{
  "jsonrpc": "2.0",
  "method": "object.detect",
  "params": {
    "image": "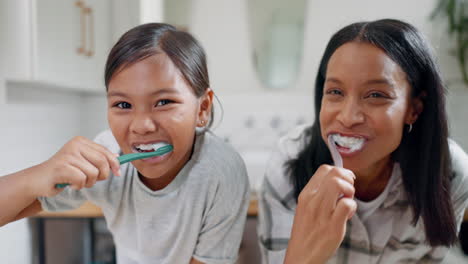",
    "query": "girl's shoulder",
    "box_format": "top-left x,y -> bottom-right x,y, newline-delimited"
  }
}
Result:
191,131 -> 250,194
193,131 -> 248,176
